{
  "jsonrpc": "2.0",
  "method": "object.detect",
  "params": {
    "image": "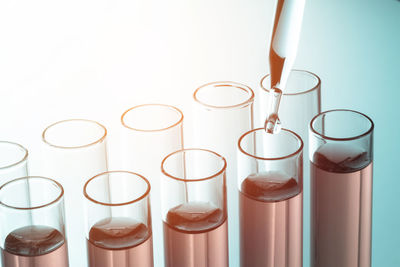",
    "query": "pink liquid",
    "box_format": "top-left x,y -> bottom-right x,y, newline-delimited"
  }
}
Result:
87,217 -> 153,267
311,143 -> 372,267
1,225 -> 69,267
163,202 -> 228,267
240,172 -> 303,267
